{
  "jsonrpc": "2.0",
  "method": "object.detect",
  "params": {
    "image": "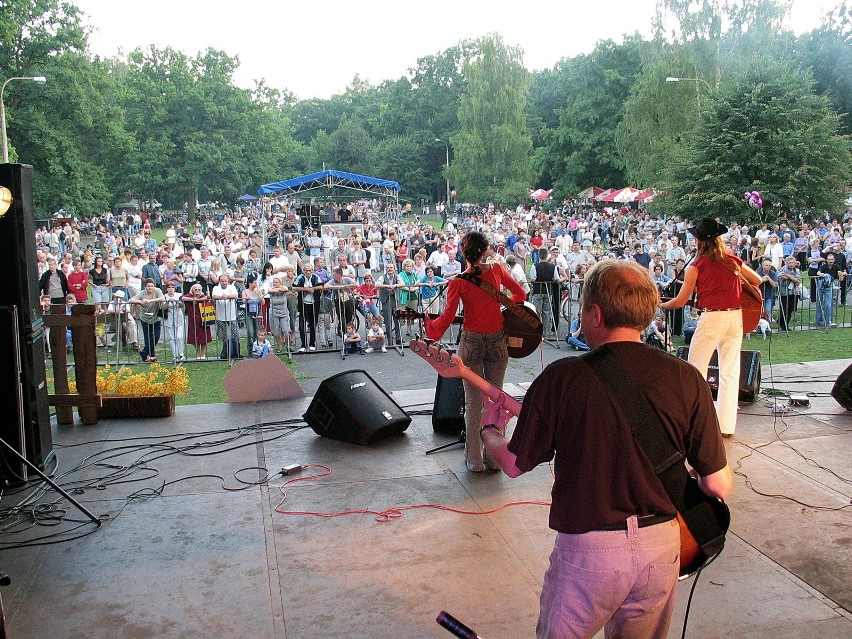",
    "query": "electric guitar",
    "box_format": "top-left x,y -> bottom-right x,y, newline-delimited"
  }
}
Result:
409,338 -> 729,579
